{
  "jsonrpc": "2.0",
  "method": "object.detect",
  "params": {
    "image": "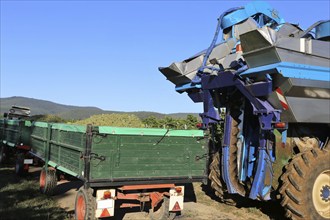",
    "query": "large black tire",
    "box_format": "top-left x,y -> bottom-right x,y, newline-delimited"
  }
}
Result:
75,188 -> 96,220
227,103 -> 246,197
208,104 -> 246,205
149,197 -> 176,220
39,168 -> 57,196
279,148 -> 330,220
15,153 -> 28,176
0,145 -> 6,164
208,151 -> 236,205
